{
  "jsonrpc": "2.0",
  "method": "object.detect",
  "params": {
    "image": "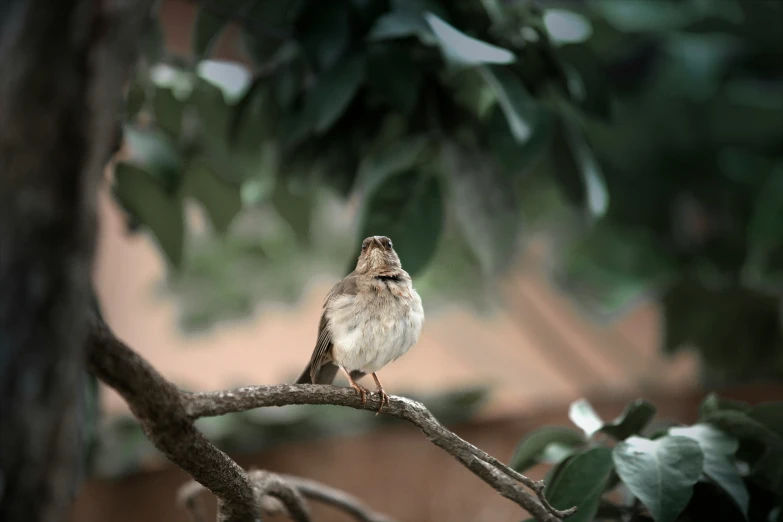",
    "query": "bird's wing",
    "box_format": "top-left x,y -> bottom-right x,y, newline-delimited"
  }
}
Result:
308,274 -> 360,382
